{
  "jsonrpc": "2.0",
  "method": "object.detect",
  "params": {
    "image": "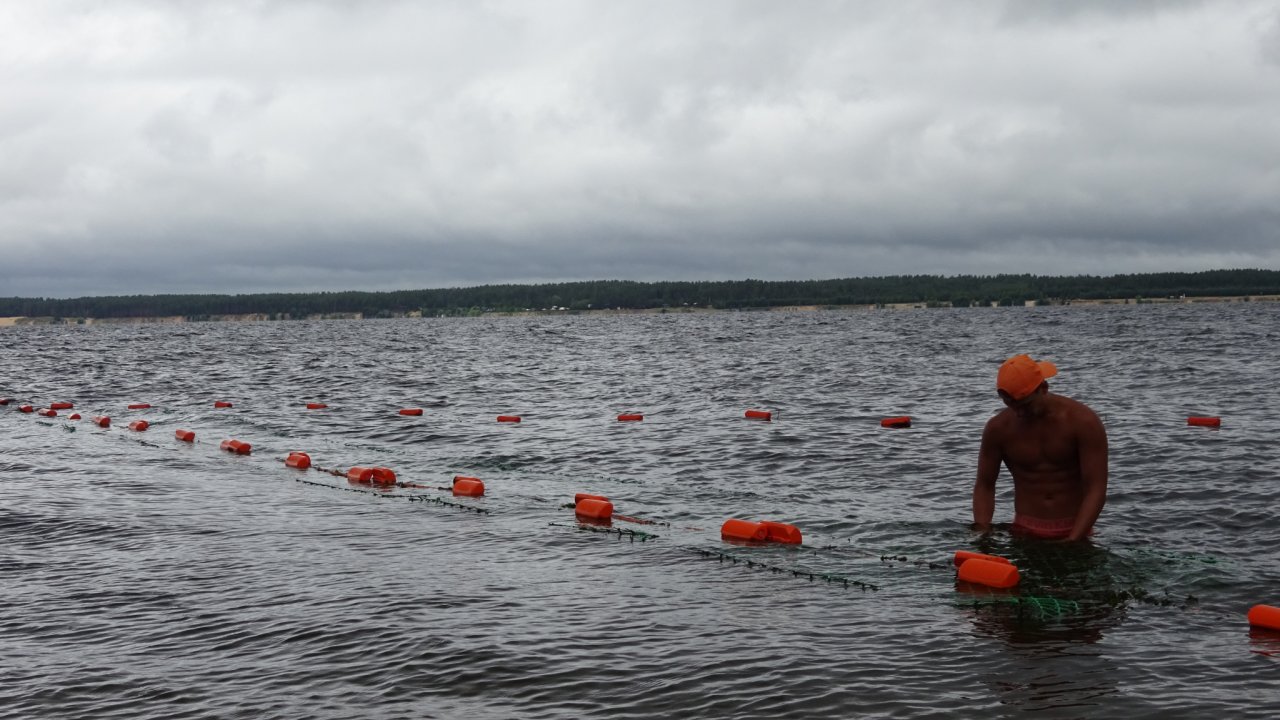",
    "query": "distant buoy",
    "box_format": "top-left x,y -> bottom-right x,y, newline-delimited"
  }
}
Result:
958,558 -> 1020,588
744,409 -> 773,421
721,518 -> 769,543
497,415 -> 522,423
1187,416 -> 1221,428
347,467 -> 374,484
68,413 -> 81,420
50,402 -> 74,410
1248,604 -> 1280,631
18,405 -> 33,413
617,413 -> 644,422
0,398 -> 11,405
452,475 -> 485,497
285,452 -> 311,469
128,403 -> 151,410
953,550 -> 1012,569
91,416 -> 110,428
398,408 -> 423,416
37,408 -> 57,417
214,401 -> 233,408
306,403 -> 328,410
760,520 -> 803,544
174,429 -> 196,442
881,416 -> 911,428
575,497 -> 613,521
219,439 -> 251,455
129,420 -> 149,432
370,467 -> 397,486
575,493 -> 610,504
